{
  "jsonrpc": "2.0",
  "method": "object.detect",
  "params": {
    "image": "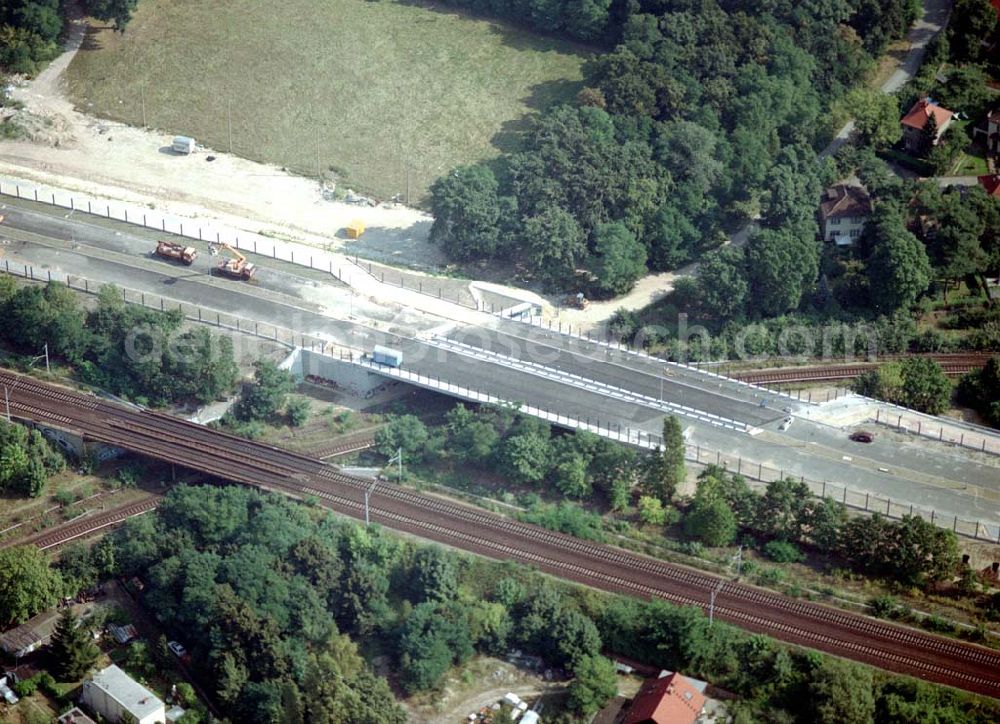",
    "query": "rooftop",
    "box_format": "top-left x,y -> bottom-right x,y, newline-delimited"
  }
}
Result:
819,184 -> 872,219
84,664 -> 164,721
979,175 -> 1000,198
901,98 -> 954,130
623,672 -> 706,724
